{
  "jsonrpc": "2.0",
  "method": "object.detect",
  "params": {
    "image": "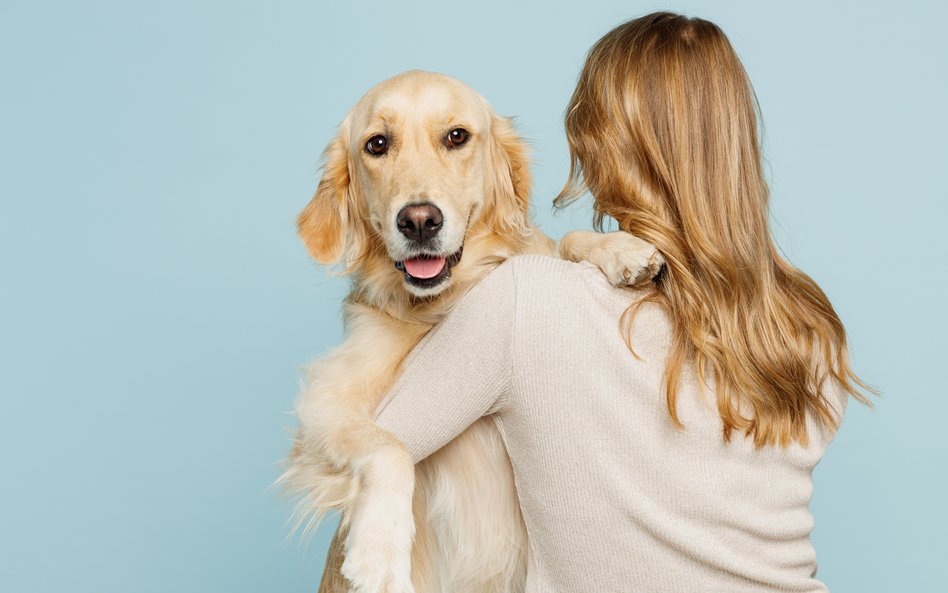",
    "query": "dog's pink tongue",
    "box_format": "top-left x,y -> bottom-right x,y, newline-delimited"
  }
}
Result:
404,256 -> 446,279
